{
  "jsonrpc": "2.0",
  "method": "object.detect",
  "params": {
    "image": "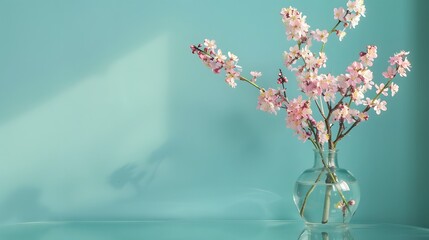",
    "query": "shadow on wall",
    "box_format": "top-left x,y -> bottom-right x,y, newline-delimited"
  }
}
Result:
109,141 -> 173,191
0,32 -> 171,222
0,187 -> 51,223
